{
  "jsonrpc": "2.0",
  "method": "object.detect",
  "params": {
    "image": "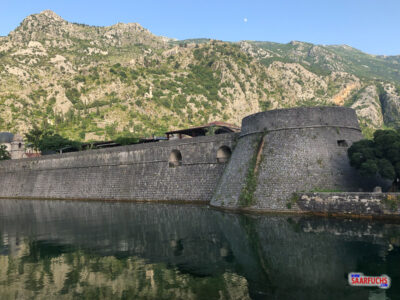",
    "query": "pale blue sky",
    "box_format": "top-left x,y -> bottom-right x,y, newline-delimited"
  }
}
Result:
0,0 -> 399,55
